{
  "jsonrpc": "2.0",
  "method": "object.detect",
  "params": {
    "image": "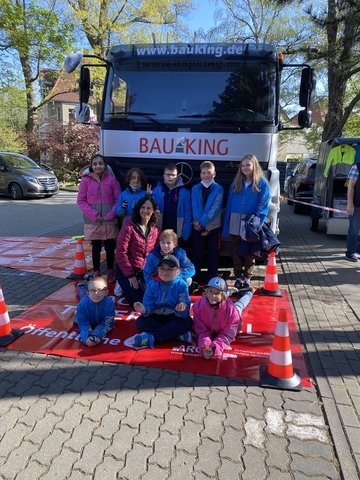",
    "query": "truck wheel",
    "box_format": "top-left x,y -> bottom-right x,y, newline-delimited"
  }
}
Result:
10,183 -> 24,200
310,217 -> 319,231
293,201 -> 301,214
